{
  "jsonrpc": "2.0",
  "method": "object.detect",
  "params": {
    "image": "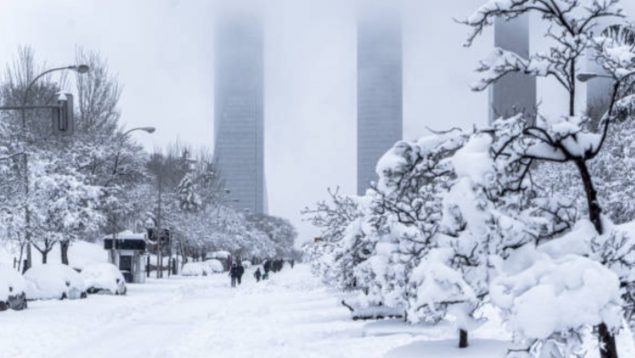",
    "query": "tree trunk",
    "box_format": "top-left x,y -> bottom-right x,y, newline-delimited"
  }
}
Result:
599,323 -> 619,358
575,159 -> 603,234
459,329 -> 469,348
574,160 -> 618,358
60,240 -> 70,265
42,250 -> 48,264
